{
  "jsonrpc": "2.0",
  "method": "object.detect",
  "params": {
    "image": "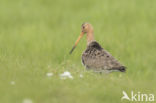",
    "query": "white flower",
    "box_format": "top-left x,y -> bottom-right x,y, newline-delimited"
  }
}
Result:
10,81 -> 15,85
80,74 -> 83,78
46,72 -> 53,77
22,99 -> 33,103
60,71 -> 73,79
